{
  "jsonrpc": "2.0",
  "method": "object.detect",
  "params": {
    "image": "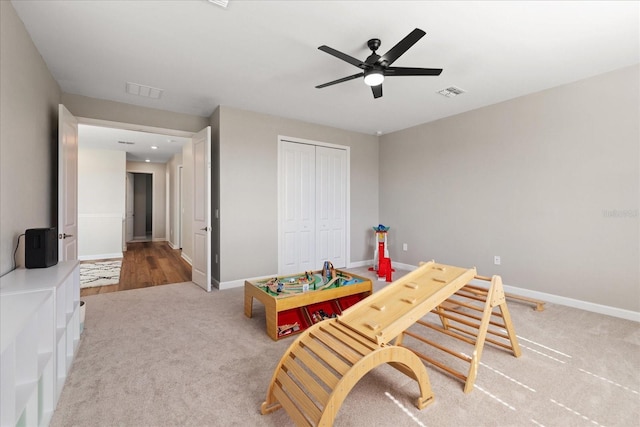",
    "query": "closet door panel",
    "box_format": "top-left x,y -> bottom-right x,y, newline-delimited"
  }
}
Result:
316,146 -> 347,268
280,142 -> 316,274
